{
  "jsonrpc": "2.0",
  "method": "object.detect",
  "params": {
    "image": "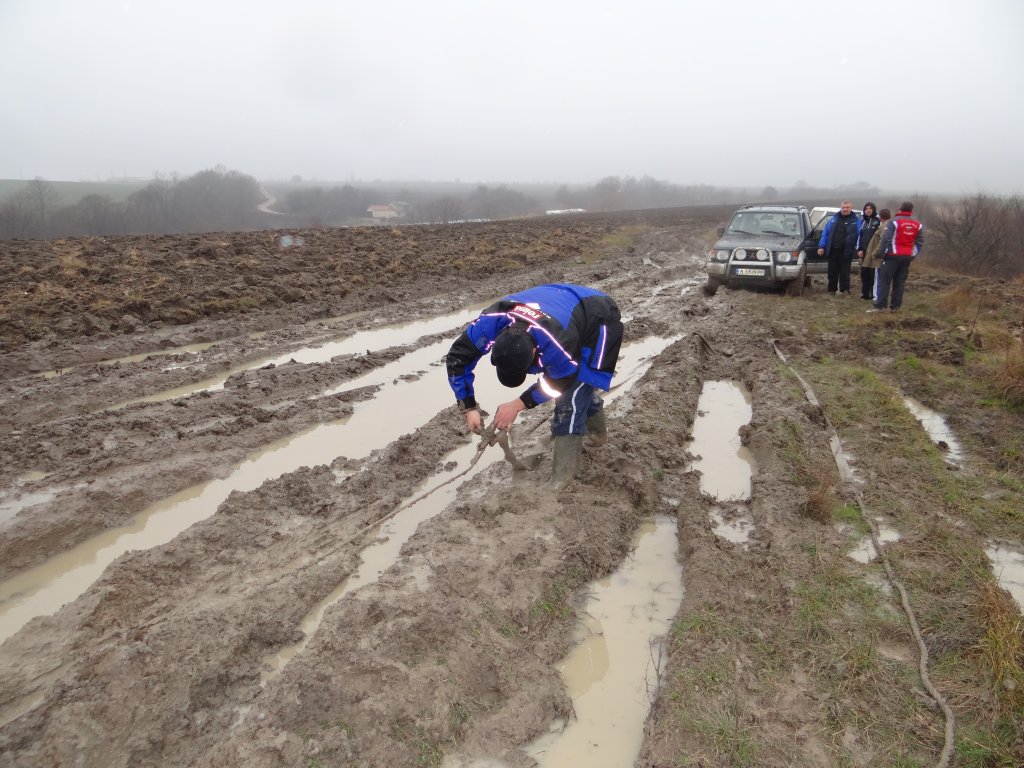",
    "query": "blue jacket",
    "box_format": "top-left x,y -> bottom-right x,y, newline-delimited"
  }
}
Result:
818,212 -> 863,259
446,284 -> 622,410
